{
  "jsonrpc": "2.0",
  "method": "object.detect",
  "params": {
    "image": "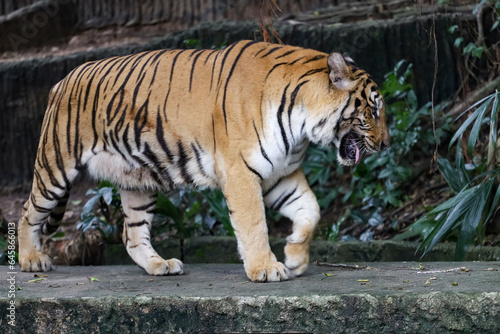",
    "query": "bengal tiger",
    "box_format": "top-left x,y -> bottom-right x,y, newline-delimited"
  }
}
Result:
18,40 -> 389,282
